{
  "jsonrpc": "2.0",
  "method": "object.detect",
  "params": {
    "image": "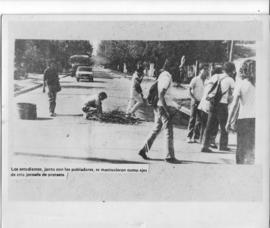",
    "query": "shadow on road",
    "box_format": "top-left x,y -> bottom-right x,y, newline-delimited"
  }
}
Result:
14,152 -> 148,164
202,150 -> 236,154
56,114 -> 83,117
36,117 -> 53,120
61,85 -> 105,89
180,160 -> 219,164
